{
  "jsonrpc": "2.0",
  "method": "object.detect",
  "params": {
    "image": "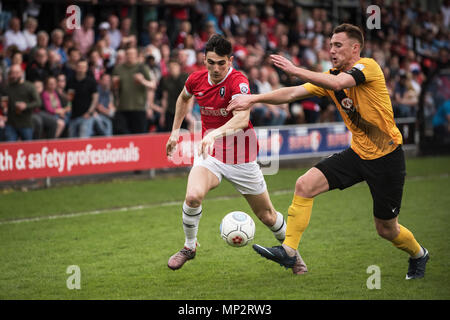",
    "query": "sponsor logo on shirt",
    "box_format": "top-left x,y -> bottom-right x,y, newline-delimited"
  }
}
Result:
200,106 -> 229,117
